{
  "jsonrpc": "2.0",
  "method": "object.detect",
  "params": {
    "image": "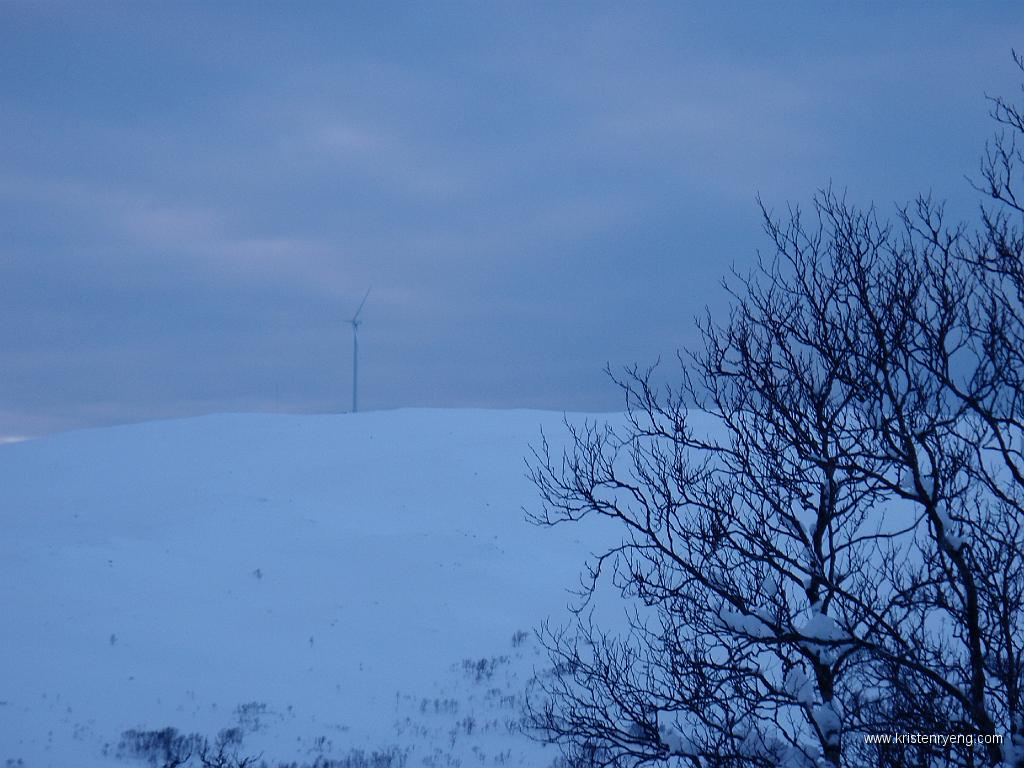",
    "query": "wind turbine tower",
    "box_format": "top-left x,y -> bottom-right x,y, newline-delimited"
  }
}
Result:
349,288 -> 371,413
